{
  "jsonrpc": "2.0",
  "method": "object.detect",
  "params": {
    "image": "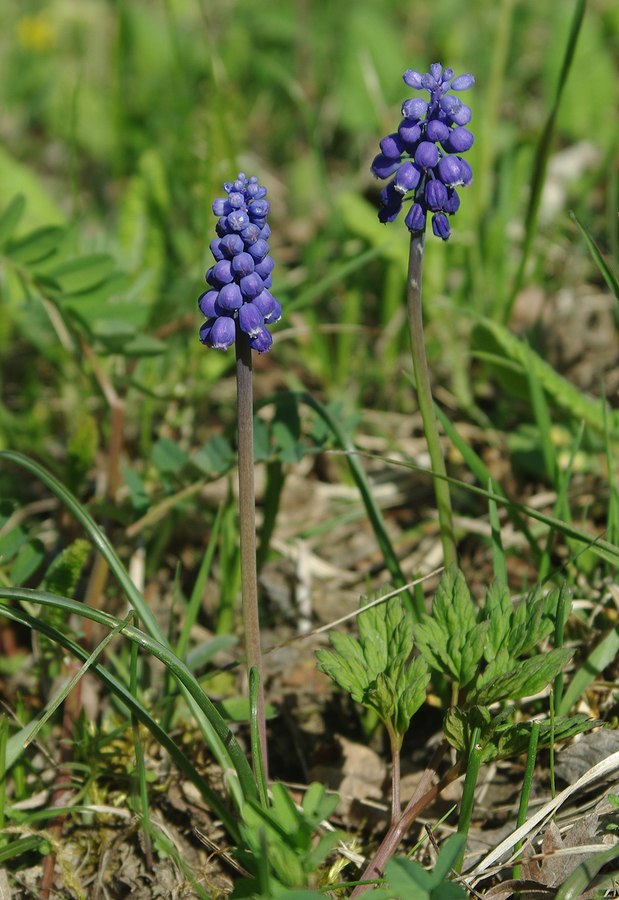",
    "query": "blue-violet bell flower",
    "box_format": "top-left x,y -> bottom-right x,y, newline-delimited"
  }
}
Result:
198,173 -> 281,351
371,63 -> 474,240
